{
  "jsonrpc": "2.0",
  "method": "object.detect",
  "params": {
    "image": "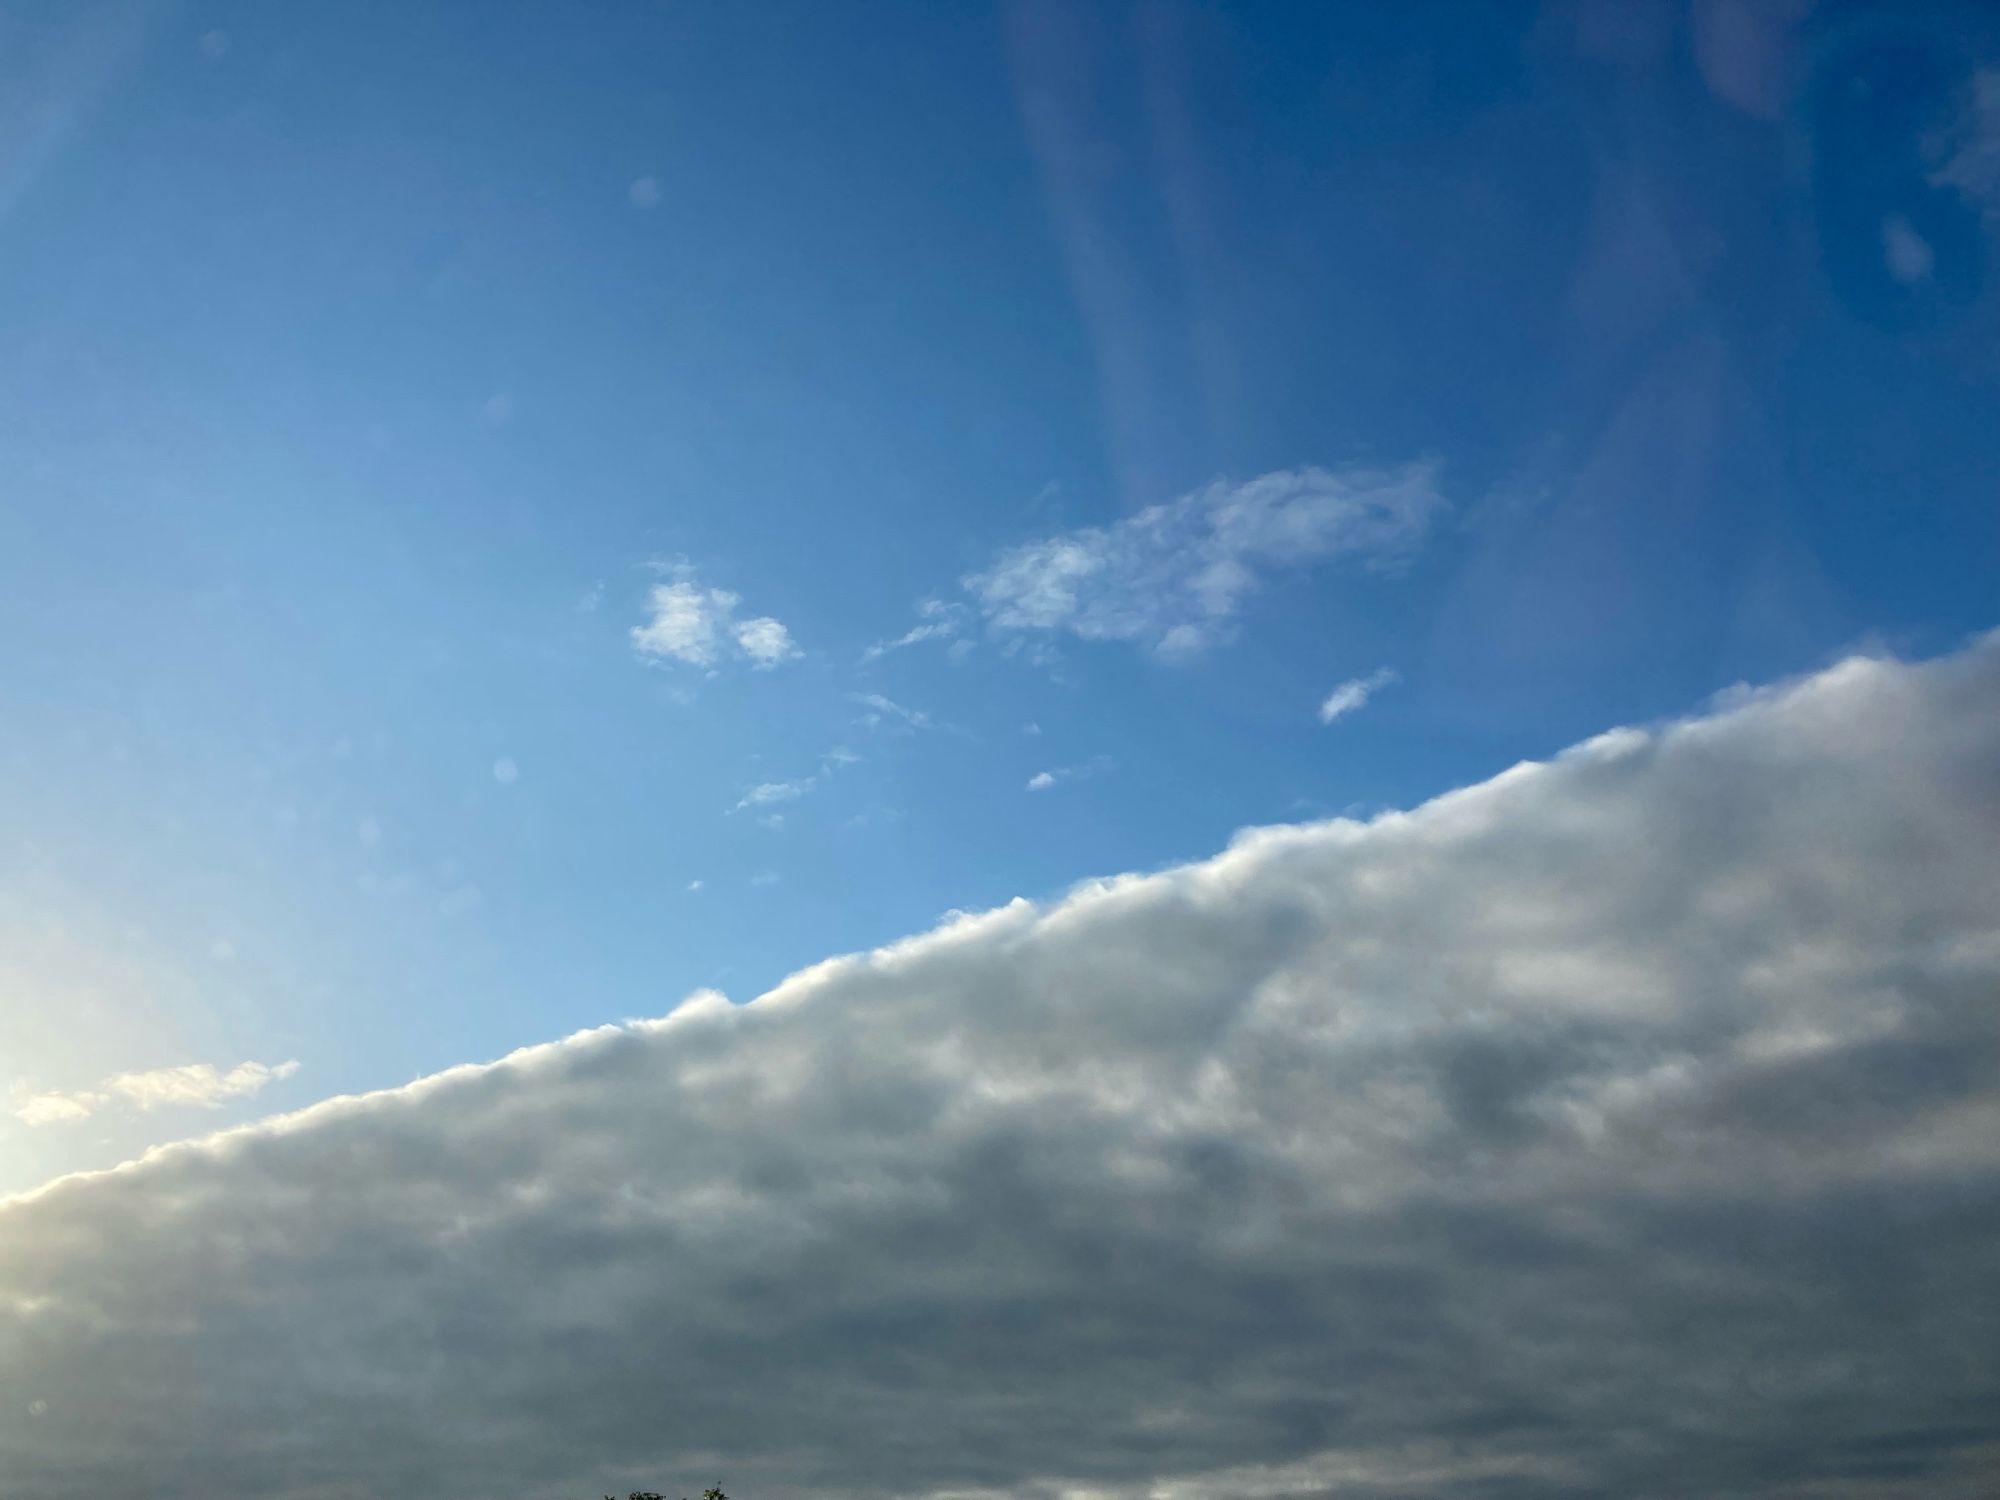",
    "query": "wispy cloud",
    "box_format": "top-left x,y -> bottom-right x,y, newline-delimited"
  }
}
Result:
13,1058 -> 300,1127
630,564 -> 799,671
851,692 -> 936,733
965,463 -> 1443,658
728,748 -> 861,818
860,599 -> 969,663
733,780 -> 813,813
1318,666 -> 1398,724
